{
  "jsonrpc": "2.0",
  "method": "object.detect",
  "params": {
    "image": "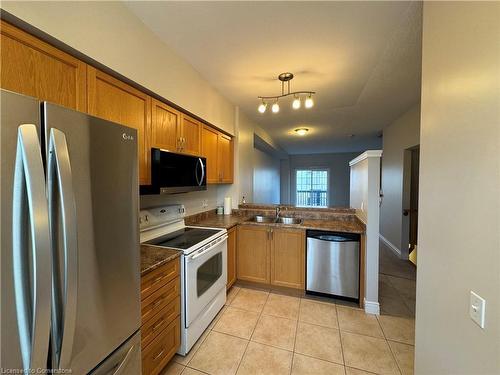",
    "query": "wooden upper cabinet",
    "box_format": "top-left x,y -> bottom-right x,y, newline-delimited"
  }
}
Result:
179,114 -> 201,155
201,126 -> 234,185
237,225 -> 270,284
217,134 -> 233,183
270,228 -> 305,289
87,66 -> 152,185
0,21 -> 86,111
151,99 -> 180,152
201,125 -> 219,184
